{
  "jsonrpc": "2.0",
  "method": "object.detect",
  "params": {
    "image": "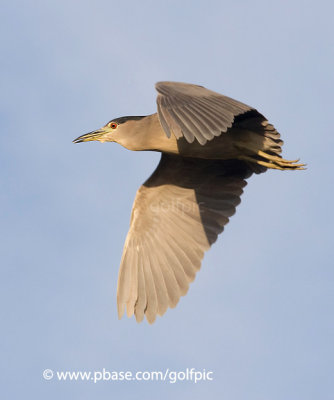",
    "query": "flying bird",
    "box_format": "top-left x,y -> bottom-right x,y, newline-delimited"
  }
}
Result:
73,81 -> 304,324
